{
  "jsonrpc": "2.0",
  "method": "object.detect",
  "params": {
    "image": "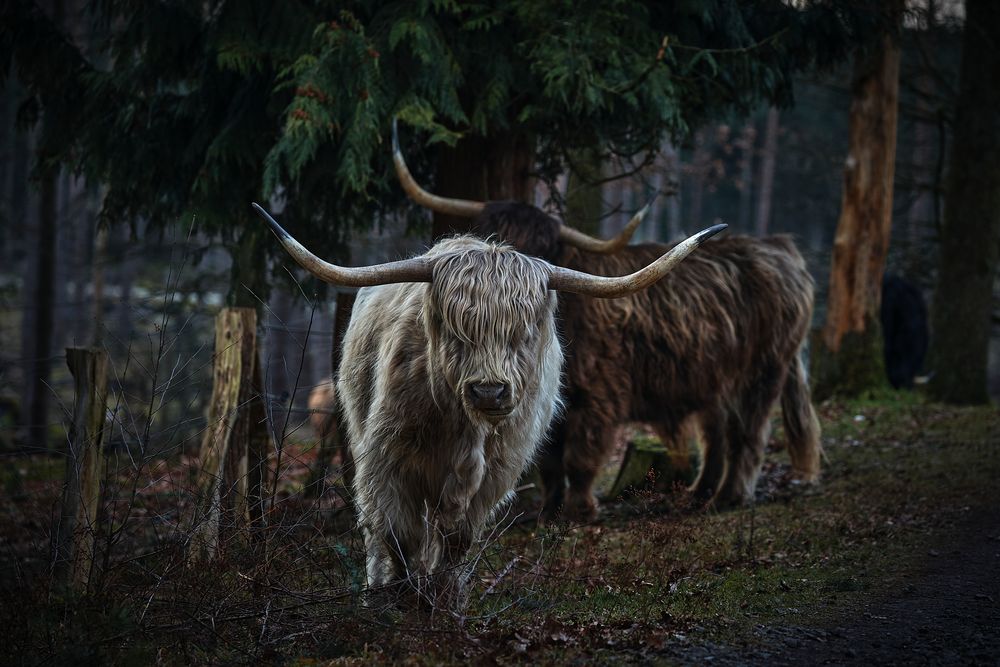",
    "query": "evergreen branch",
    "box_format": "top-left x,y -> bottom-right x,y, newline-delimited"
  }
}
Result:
668,27 -> 790,56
